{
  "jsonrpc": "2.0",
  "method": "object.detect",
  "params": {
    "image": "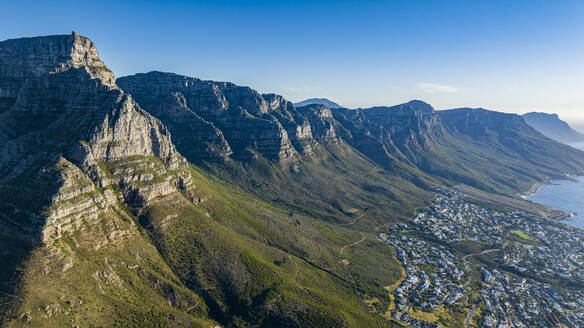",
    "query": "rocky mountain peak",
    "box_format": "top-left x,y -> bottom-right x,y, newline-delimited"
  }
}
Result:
0,33 -> 187,249
118,72 -> 309,162
0,31 -> 115,87
402,100 -> 435,113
